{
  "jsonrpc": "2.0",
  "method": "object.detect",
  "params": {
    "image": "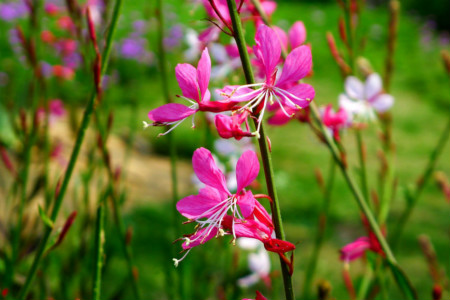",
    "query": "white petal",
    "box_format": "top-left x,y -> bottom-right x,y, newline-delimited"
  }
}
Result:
339,94 -> 366,115
248,250 -> 271,275
365,73 -> 382,100
345,76 -> 364,99
237,237 -> 262,250
371,94 -> 394,112
209,43 -> 228,64
237,273 -> 260,288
